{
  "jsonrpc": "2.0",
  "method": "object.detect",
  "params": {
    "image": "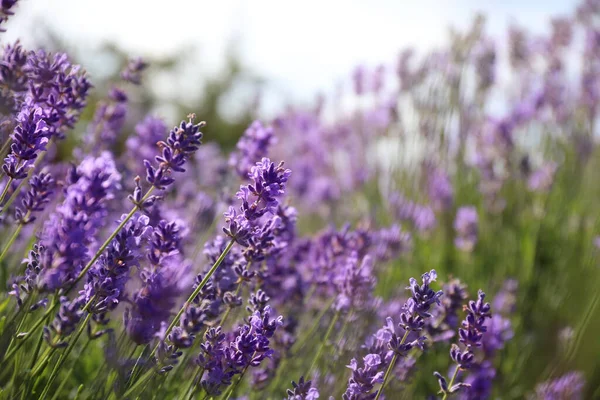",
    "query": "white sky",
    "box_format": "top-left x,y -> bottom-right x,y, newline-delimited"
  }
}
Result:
3,0 -> 575,115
